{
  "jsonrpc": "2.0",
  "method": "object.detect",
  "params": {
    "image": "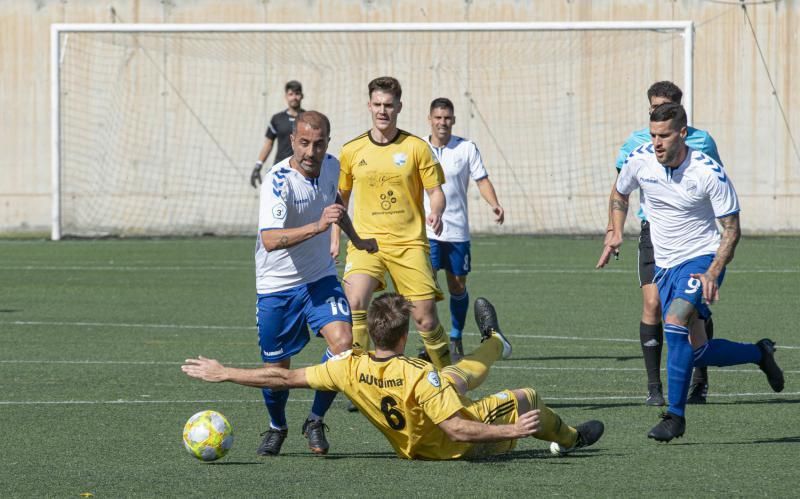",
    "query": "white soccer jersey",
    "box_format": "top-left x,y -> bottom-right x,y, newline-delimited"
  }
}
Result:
616,145 -> 740,269
423,135 -> 489,242
255,155 -> 339,294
